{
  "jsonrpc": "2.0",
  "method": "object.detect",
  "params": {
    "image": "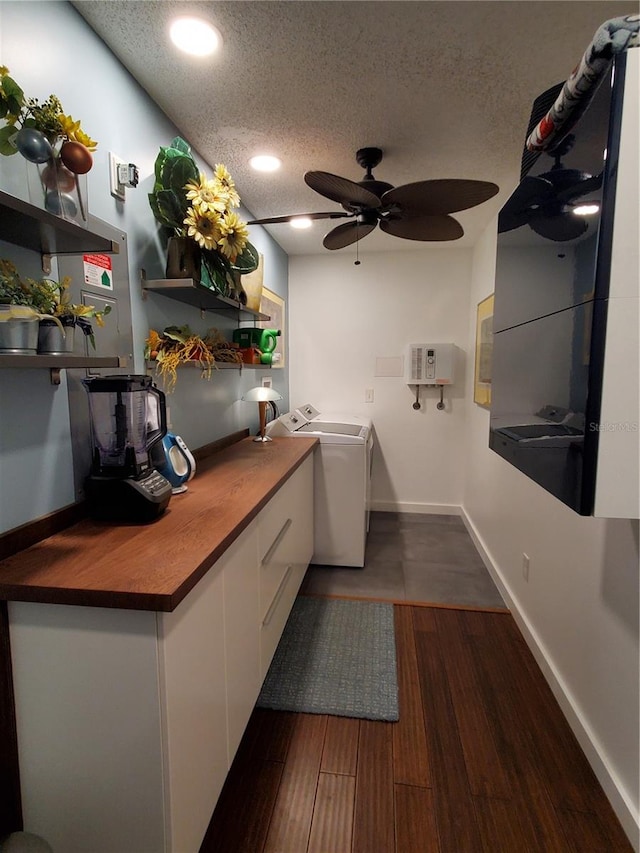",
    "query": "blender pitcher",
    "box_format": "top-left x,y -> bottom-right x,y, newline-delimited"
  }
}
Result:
82,375 -> 172,522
